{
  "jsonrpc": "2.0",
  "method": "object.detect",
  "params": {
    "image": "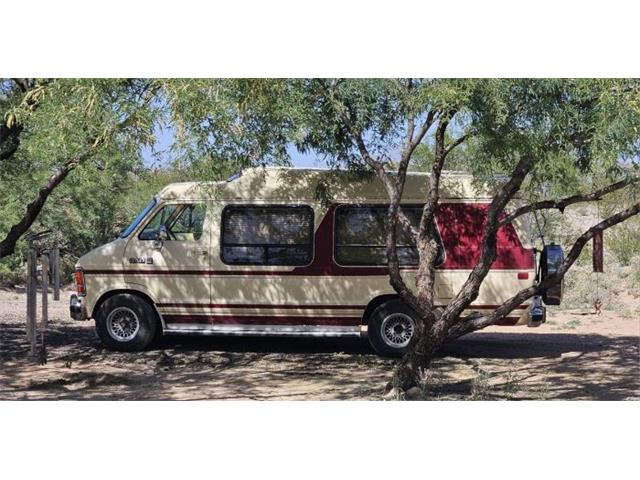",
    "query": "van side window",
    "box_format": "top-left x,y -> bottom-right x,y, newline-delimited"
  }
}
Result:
334,205 -> 445,266
139,204 -> 207,241
221,205 -> 313,266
